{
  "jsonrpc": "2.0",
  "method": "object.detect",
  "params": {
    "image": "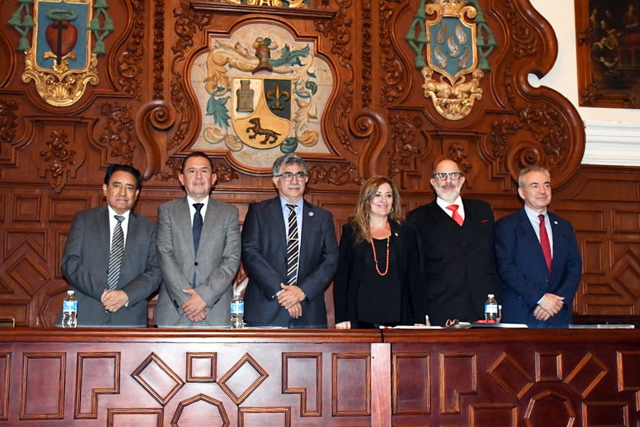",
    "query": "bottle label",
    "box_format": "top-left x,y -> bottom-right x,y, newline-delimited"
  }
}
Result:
231,301 -> 244,314
485,304 -> 498,314
63,300 -> 78,311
